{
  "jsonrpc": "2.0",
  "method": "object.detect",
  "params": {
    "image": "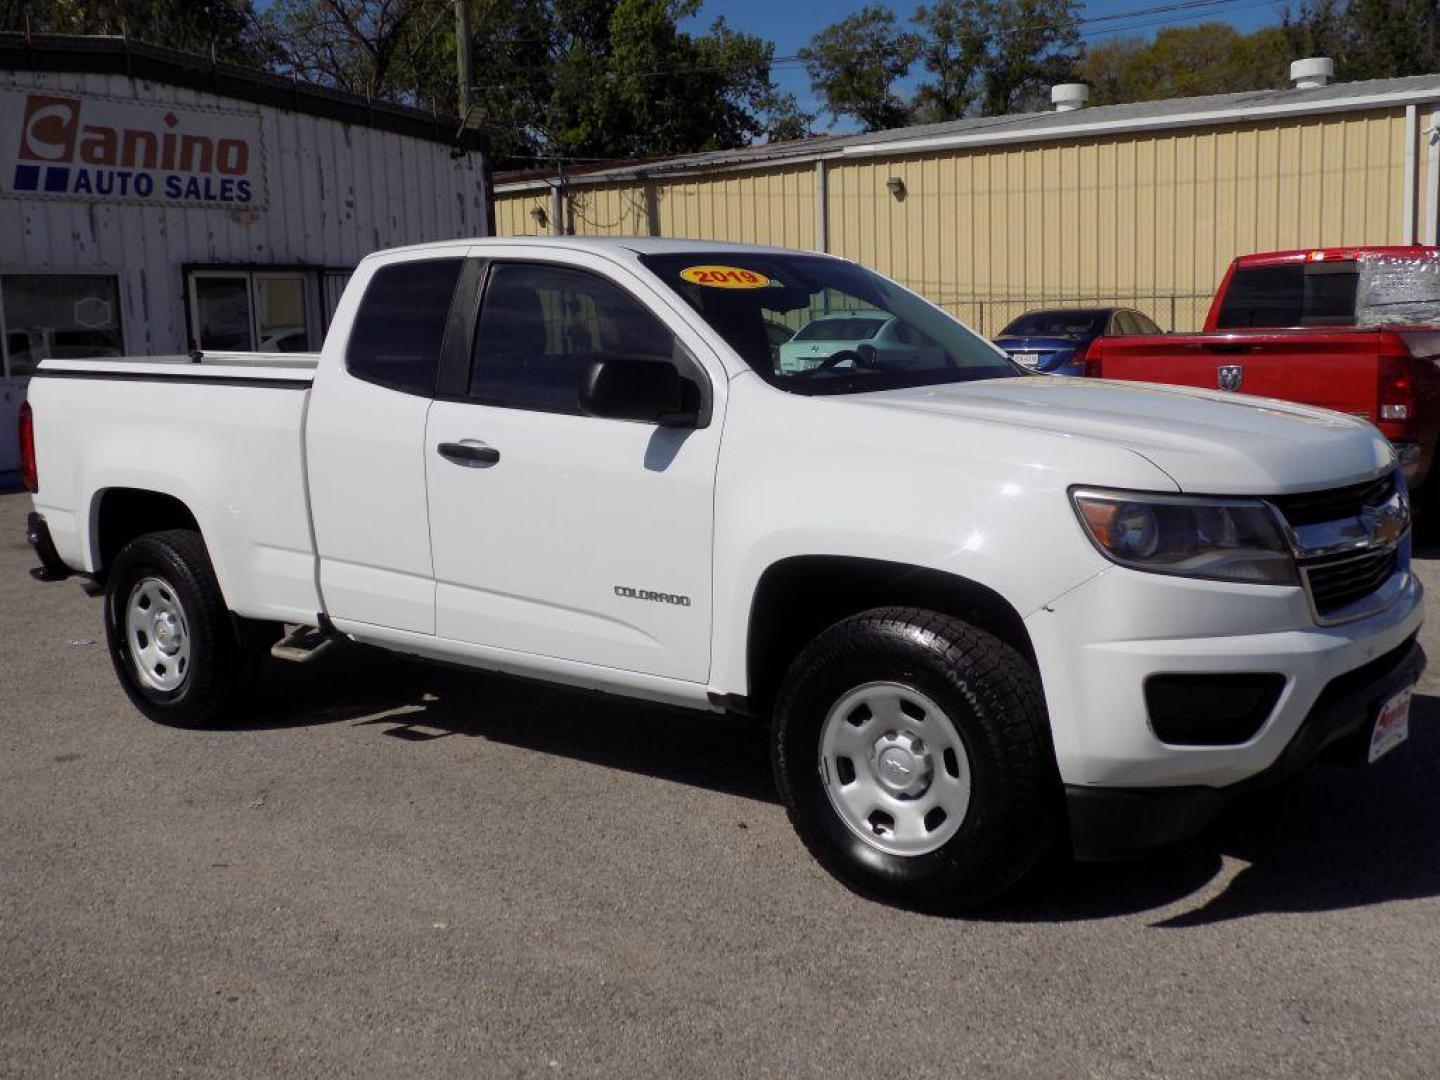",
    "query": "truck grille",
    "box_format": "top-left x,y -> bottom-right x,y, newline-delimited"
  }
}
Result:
1302,548 -> 1400,616
1268,469 -> 1406,622
1271,472 -> 1396,528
